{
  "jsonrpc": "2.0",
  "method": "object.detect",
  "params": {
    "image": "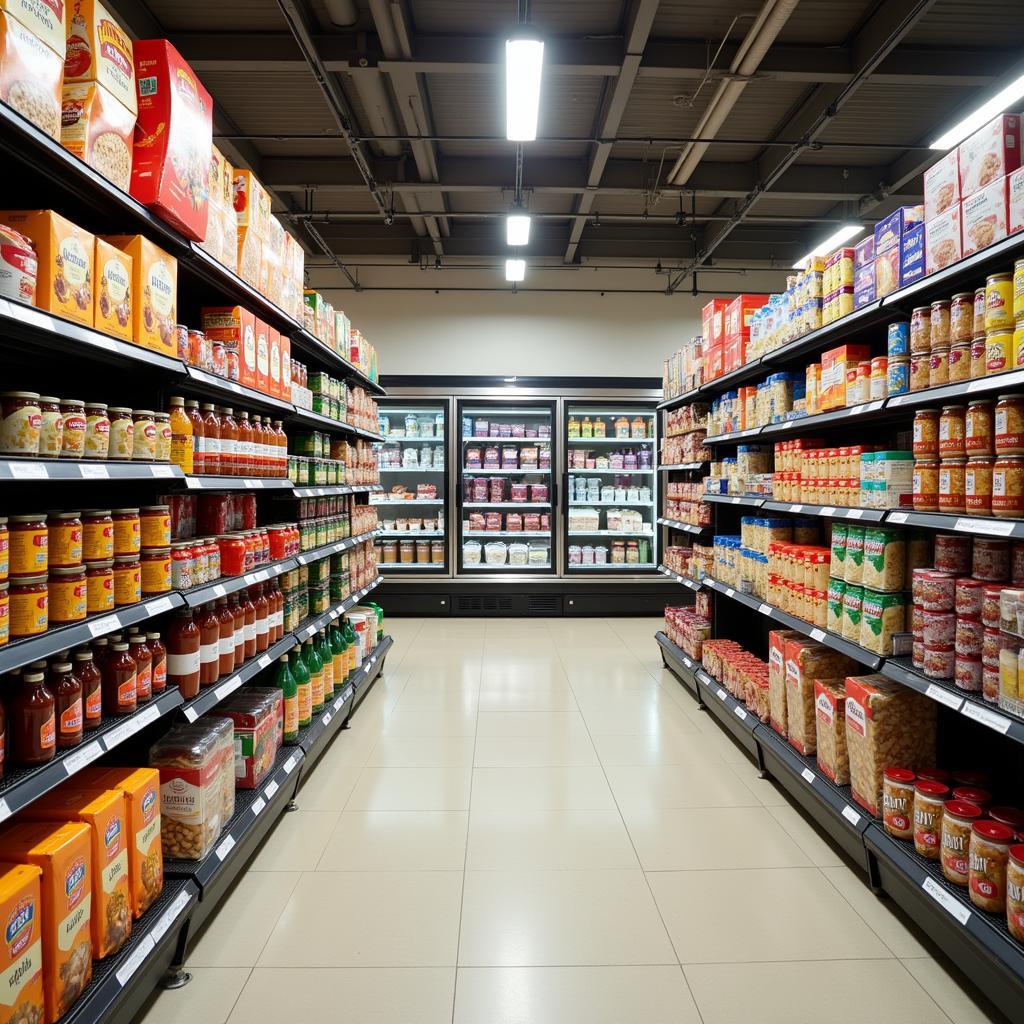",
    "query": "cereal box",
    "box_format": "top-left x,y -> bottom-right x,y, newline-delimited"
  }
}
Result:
0,0 -> 64,56
924,148 -> 960,222
0,822 -> 92,1024
232,168 -> 271,236
255,317 -> 269,393
854,261 -> 875,308
130,38 -> 212,241
724,293 -> 768,341
237,225 -> 261,287
202,305 -> 257,388
820,344 -> 869,410
0,209 -> 94,326
64,0 -> 134,113
962,175 -> 1009,257
701,298 -> 728,346
20,788 -> 132,959
854,234 -> 874,270
925,204 -> 962,275
0,862 -> 45,1024
874,205 -> 923,257
268,326 -> 282,399
76,767 -> 162,919
900,222 -> 925,286
1010,165 -> 1024,236
0,12 -> 63,140
60,80 -> 135,190
93,235 -> 131,340
103,233 -> 176,354
957,113 -> 1021,200
280,333 -> 291,399
874,248 -> 900,299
